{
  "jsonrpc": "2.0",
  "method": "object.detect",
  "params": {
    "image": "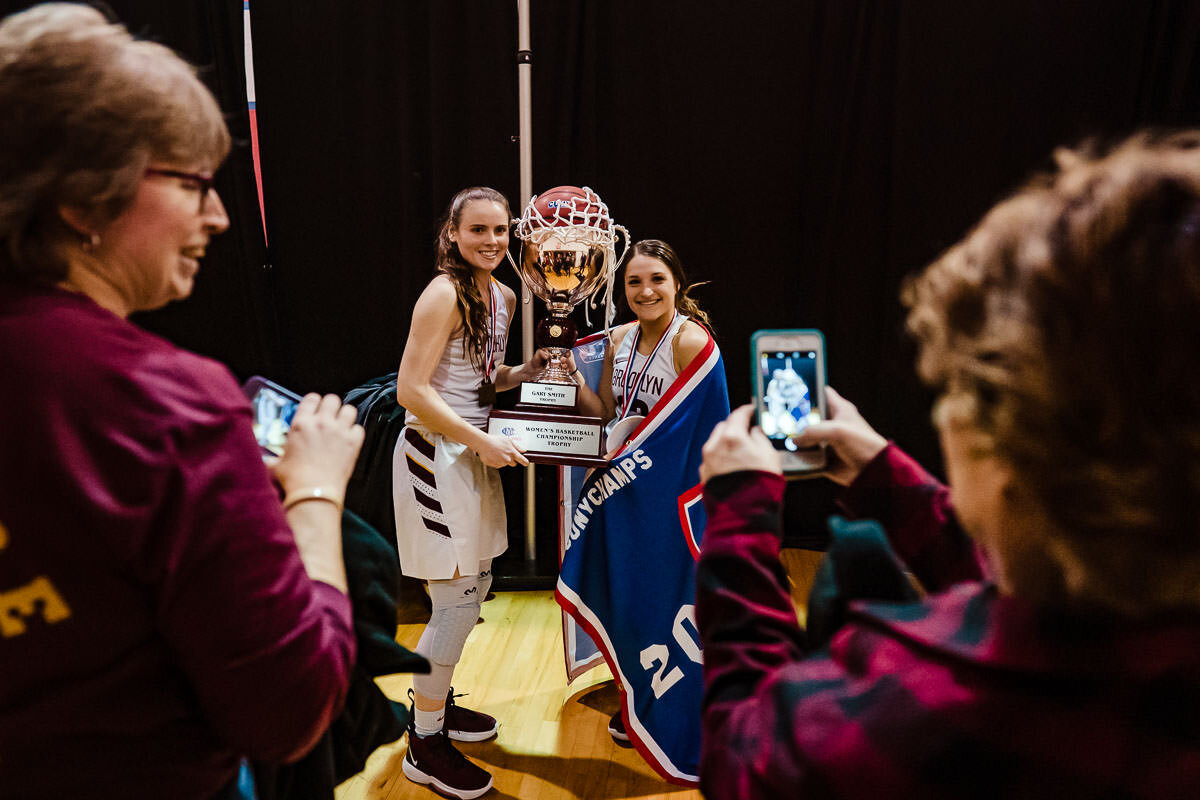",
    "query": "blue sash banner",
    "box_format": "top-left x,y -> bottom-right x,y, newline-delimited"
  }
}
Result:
557,329 -> 729,786
558,333 -> 608,681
